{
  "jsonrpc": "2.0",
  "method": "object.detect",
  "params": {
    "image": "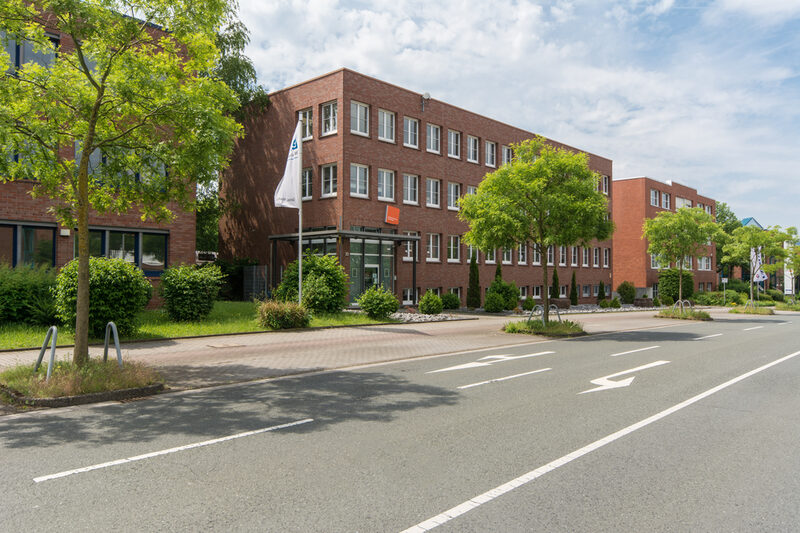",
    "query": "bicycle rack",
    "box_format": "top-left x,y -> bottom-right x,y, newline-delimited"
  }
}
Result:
526,304 -> 562,324
103,322 -> 123,368
34,326 -> 58,381
743,299 -> 754,311
671,299 -> 693,313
